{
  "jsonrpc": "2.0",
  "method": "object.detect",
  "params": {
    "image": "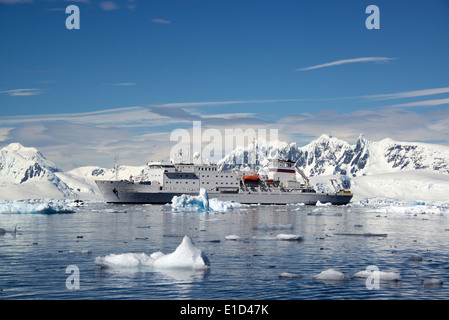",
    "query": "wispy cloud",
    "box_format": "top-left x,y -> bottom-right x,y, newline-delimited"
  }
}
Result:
0,0 -> 32,4
148,98 -> 315,109
296,57 -> 396,71
65,0 -> 90,3
278,107 -> 449,146
0,88 -> 43,96
390,97 -> 449,108
152,18 -> 171,24
112,82 -> 136,86
366,86 -> 449,100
